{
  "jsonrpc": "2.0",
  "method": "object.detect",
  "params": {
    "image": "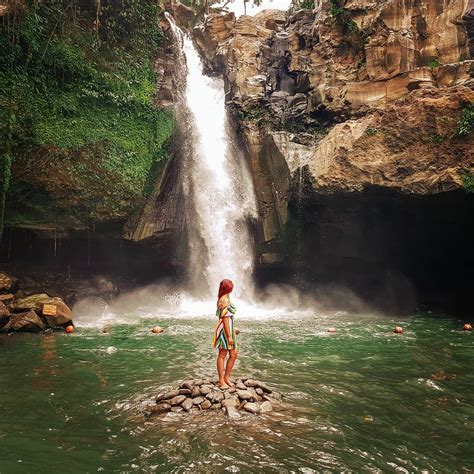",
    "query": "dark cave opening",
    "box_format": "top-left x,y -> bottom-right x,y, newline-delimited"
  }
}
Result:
271,187 -> 474,315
